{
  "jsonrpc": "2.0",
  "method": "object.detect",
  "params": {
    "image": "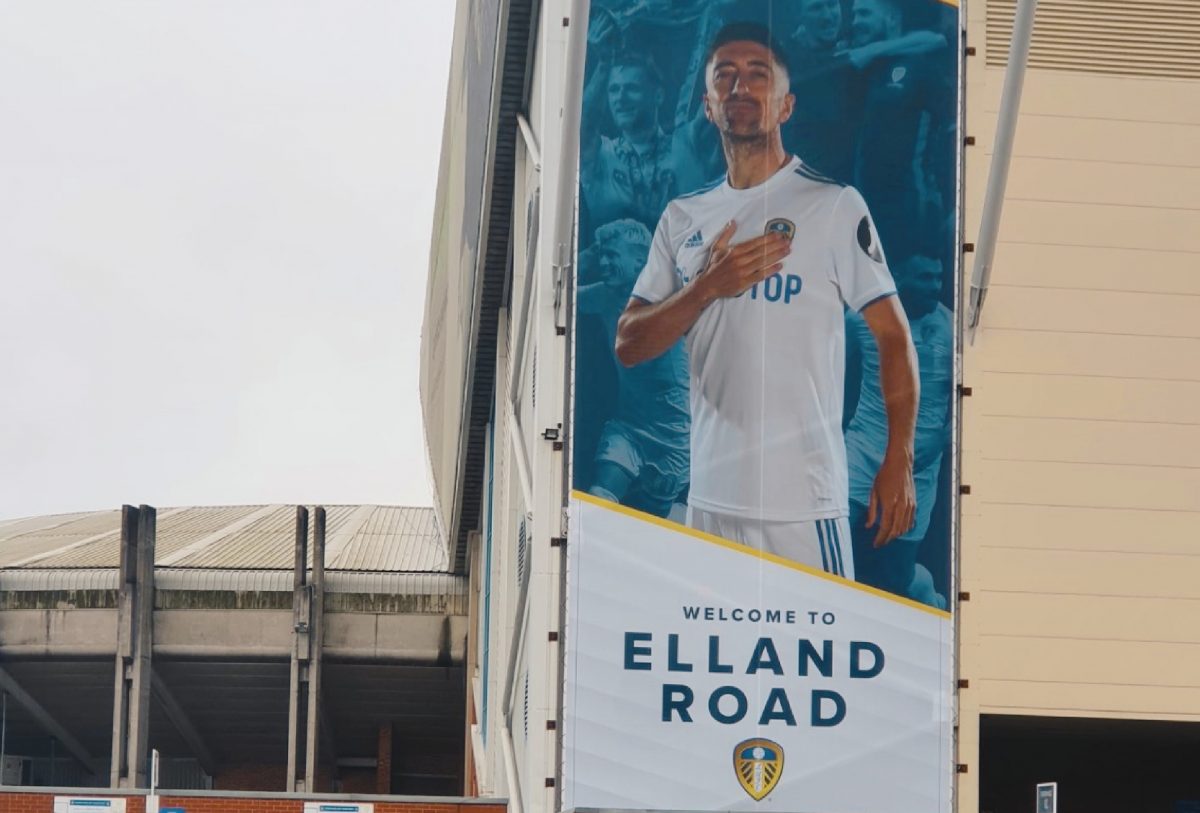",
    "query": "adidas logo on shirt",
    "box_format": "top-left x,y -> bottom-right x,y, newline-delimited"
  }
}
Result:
684,230 -> 704,248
